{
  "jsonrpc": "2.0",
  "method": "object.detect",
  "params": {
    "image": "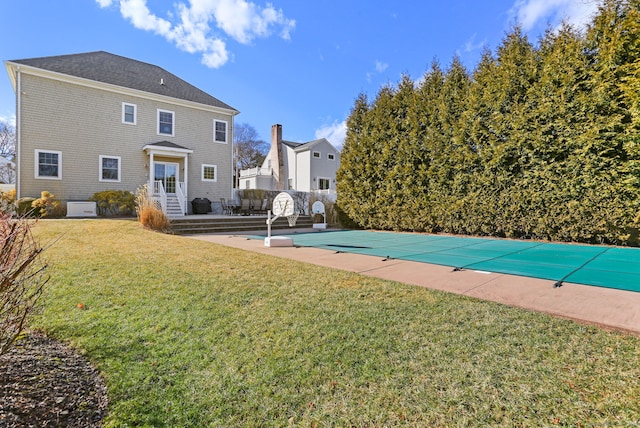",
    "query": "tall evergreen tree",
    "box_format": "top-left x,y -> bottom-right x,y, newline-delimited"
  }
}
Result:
336,93 -> 373,227
336,0 -> 640,244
